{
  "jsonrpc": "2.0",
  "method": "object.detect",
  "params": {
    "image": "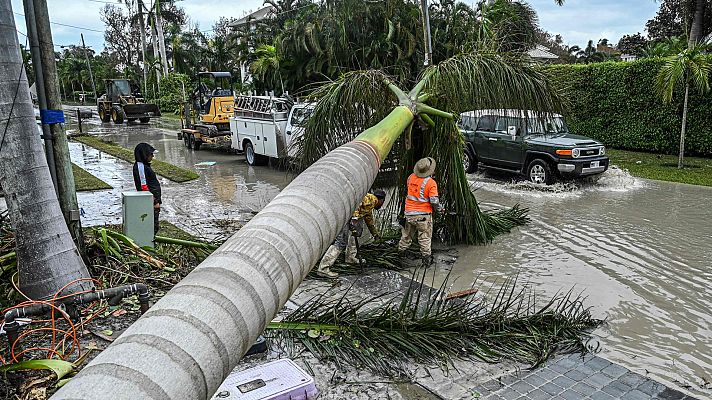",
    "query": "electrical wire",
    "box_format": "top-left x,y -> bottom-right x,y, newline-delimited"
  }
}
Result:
2,277 -> 106,364
12,12 -> 104,33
